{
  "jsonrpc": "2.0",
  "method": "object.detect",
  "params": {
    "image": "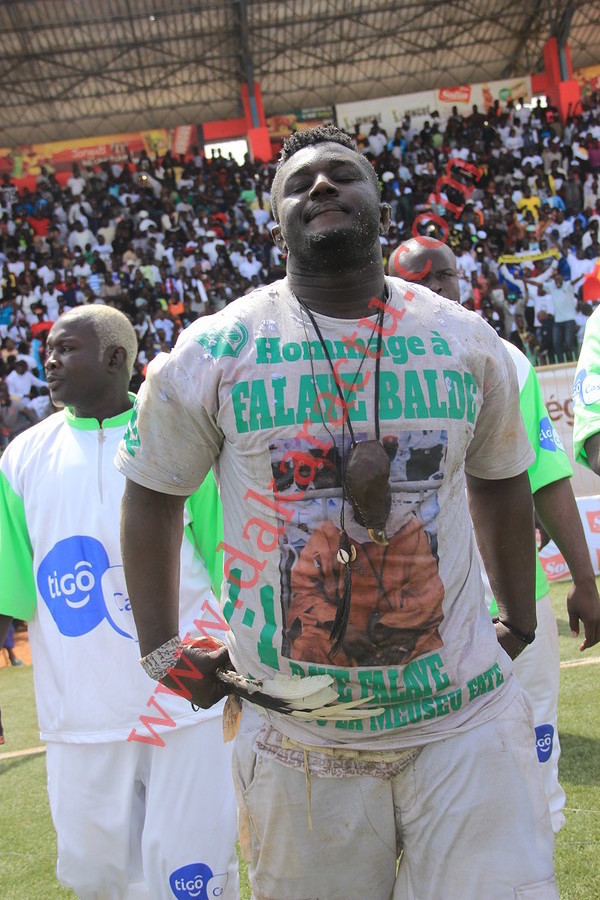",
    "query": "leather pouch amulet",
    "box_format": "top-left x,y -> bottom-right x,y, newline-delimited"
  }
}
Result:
343,440 -> 391,545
